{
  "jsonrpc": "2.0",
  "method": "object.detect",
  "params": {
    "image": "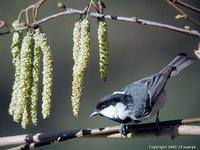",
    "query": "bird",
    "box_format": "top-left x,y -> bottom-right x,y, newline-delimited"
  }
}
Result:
90,53 -> 194,135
